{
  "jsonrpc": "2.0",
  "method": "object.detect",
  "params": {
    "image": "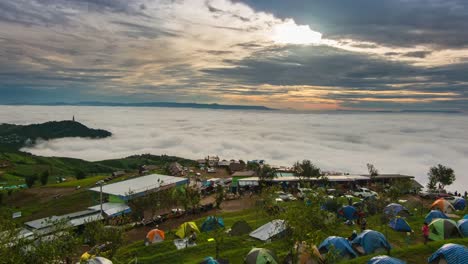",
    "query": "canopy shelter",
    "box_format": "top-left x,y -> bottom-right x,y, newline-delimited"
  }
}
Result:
383,203 -> 410,217
145,229 -> 165,245
367,255 -> 405,264
249,219 -> 287,241
318,236 -> 357,258
425,210 -> 449,224
389,218 -> 412,232
337,206 -> 358,221
87,257 -> 113,264
431,199 -> 455,213
175,222 -> 200,239
457,219 -> 468,237
229,220 -> 252,236
428,219 -> 462,241
245,248 -> 279,264
428,243 -> 468,264
201,216 -> 224,232
351,230 -> 391,255
451,197 -> 466,210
